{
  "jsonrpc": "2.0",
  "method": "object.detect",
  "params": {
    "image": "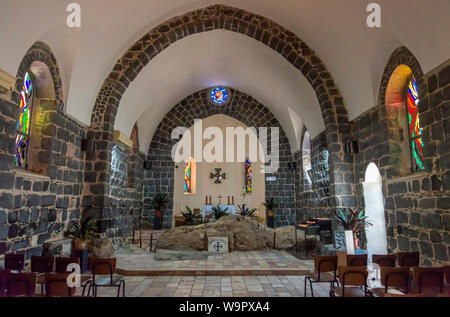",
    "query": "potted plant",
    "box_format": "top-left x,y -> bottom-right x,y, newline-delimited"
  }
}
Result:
237,204 -> 257,217
210,205 -> 228,220
64,216 -> 98,273
151,192 -> 168,230
263,198 -> 278,228
181,206 -> 202,225
331,208 -> 372,250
